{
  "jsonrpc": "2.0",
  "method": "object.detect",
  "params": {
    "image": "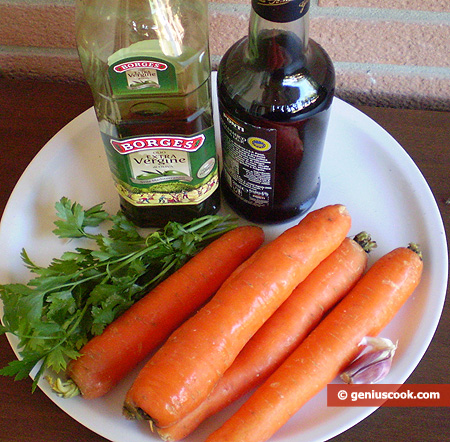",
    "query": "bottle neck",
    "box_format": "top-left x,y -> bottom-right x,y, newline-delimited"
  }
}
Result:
248,0 -> 310,63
